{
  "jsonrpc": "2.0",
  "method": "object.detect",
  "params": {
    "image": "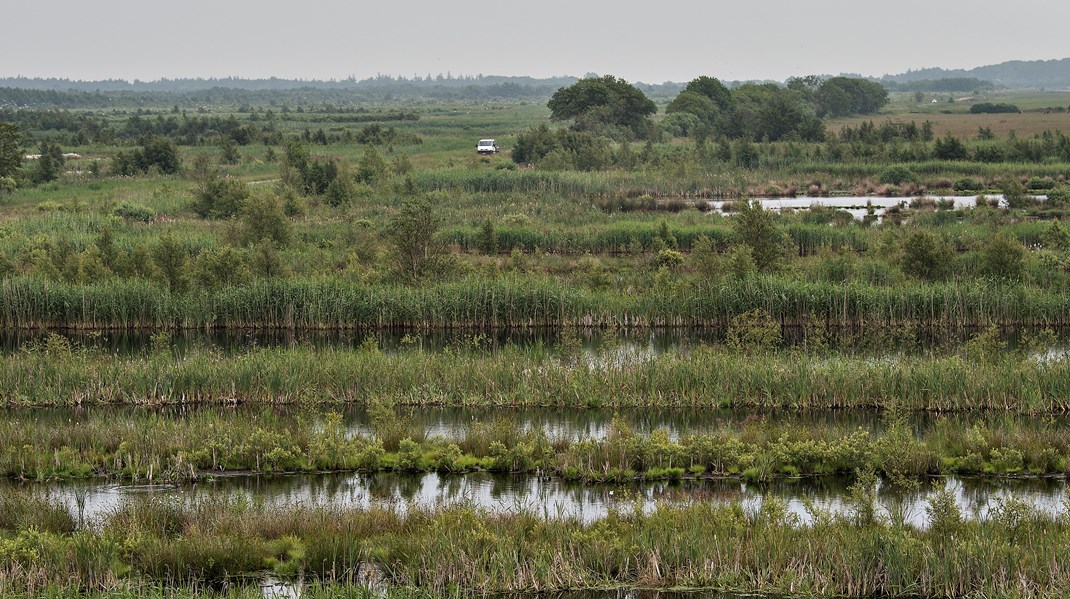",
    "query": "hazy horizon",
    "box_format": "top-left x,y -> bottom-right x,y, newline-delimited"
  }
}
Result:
5,0 -> 1069,84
